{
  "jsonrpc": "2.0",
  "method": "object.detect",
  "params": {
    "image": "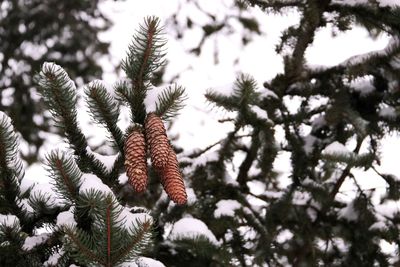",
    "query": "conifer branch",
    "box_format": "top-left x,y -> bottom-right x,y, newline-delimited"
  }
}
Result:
155,84 -> 187,120
0,112 -> 24,215
64,227 -> 104,265
37,63 -> 109,182
122,17 -> 167,124
284,1 -> 326,80
0,112 -> 24,181
85,81 -> 124,152
113,219 -> 152,263
329,138 -> 364,200
46,150 -> 82,204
